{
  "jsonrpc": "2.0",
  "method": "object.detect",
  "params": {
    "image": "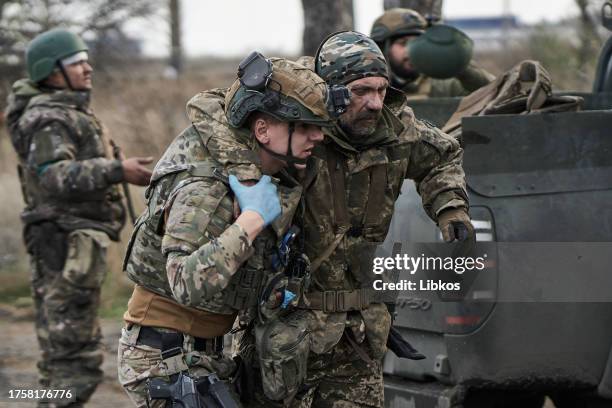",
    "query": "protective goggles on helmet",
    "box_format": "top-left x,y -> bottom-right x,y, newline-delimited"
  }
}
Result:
238,51 -> 351,119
